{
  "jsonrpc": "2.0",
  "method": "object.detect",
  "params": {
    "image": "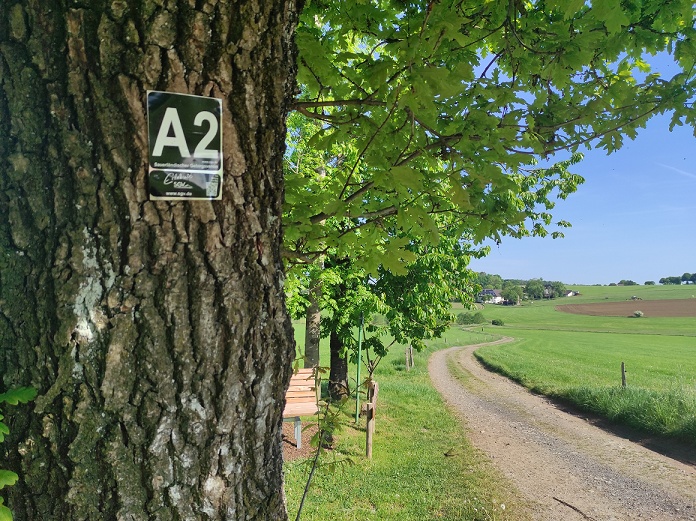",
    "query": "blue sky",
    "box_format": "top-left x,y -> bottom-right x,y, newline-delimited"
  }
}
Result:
469,110 -> 696,286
